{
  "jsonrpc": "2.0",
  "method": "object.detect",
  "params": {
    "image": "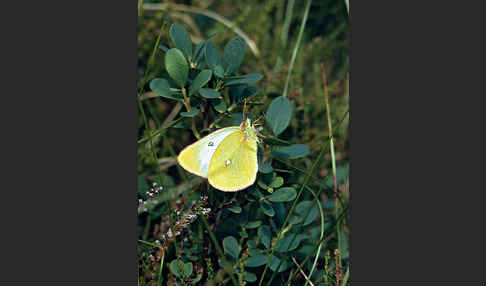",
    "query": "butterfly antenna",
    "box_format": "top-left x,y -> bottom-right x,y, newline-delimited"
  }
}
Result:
243,99 -> 248,122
